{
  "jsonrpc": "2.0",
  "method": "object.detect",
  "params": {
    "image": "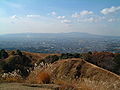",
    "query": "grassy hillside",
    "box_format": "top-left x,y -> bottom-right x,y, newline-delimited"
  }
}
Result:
28,58 -> 120,90
0,49 -> 120,90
